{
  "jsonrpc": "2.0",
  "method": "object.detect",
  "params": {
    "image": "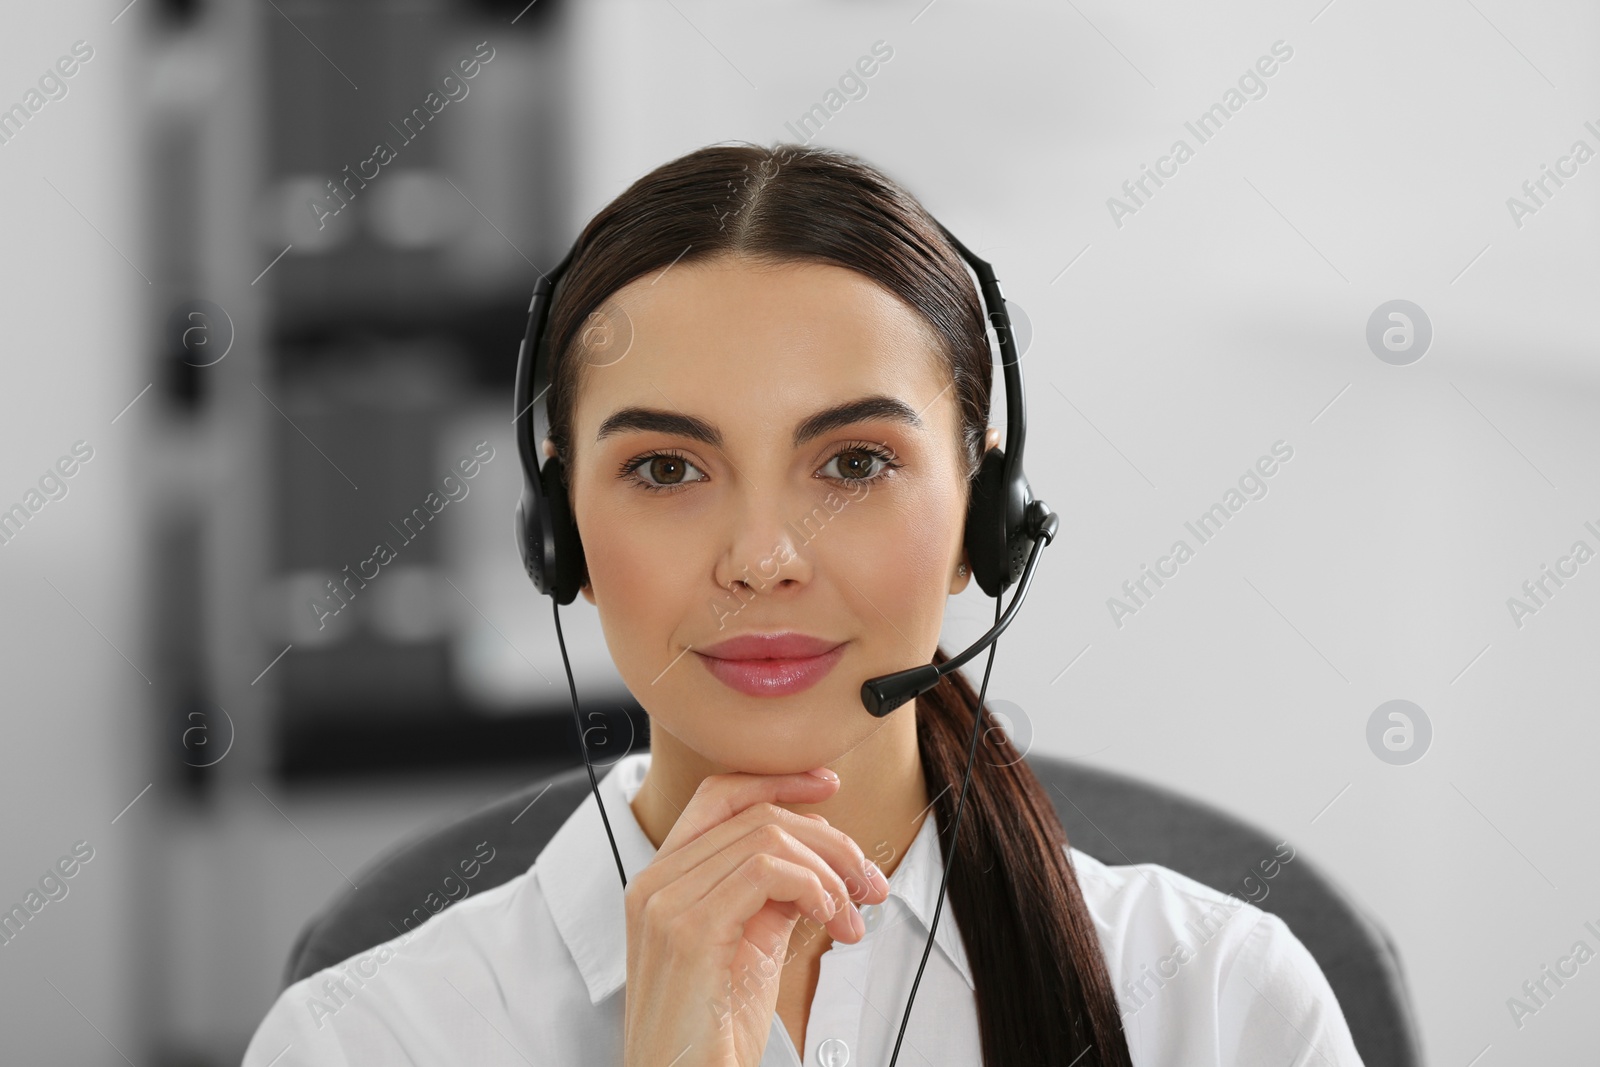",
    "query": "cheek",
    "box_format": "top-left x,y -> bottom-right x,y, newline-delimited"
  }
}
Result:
824,486 -> 964,642
579,496 -> 706,678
